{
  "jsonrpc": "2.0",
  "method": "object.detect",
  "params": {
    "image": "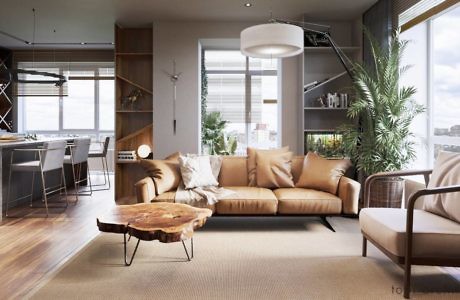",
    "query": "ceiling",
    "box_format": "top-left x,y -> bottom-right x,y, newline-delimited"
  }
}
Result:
0,0 -> 377,49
